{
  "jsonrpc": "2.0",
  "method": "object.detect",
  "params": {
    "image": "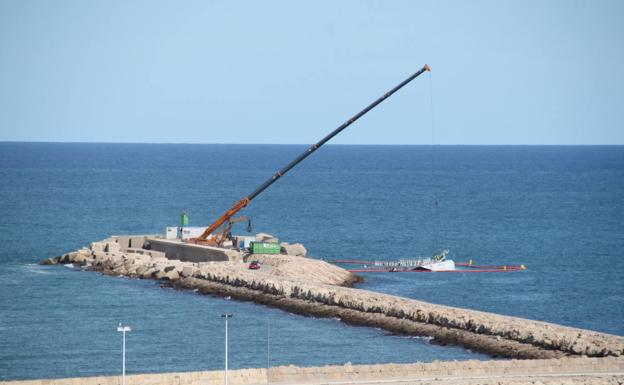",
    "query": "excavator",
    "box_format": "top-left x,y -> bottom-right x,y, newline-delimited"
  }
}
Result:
189,64 -> 431,247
